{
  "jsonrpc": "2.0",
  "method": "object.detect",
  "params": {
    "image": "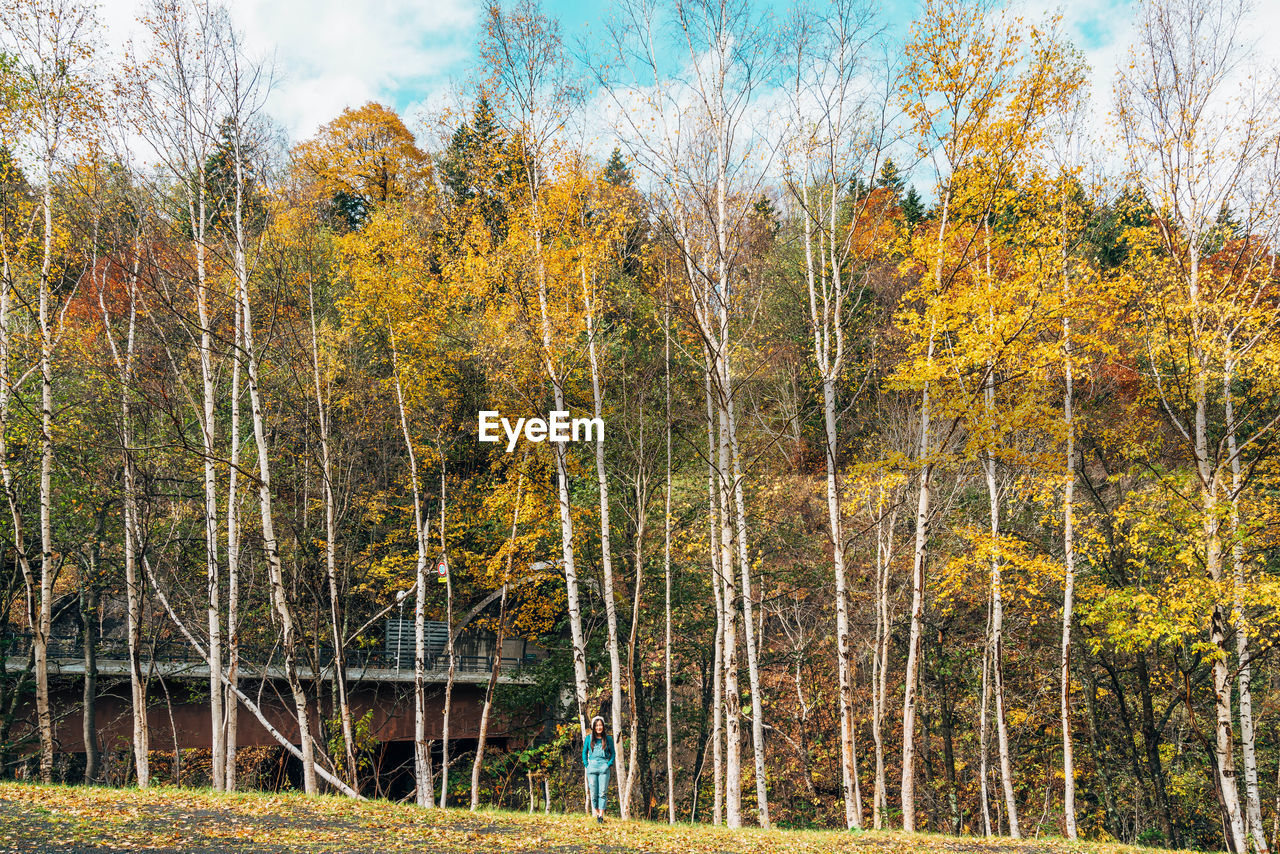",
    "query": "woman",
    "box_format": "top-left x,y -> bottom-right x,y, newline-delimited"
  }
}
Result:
581,715 -> 615,823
